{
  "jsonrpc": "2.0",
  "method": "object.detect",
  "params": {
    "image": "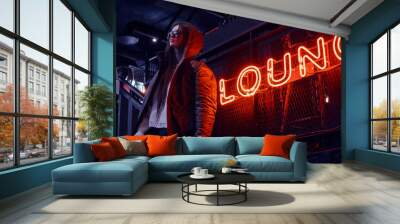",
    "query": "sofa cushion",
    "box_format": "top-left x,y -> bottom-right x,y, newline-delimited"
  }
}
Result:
101,137 -> 127,158
260,134 -> 296,159
118,137 -> 147,156
235,137 -> 263,155
236,155 -> 293,172
149,154 -> 235,172
91,142 -> 118,161
115,155 -> 150,163
53,158 -> 147,183
147,134 -> 177,157
123,135 -> 148,141
181,137 -> 235,155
